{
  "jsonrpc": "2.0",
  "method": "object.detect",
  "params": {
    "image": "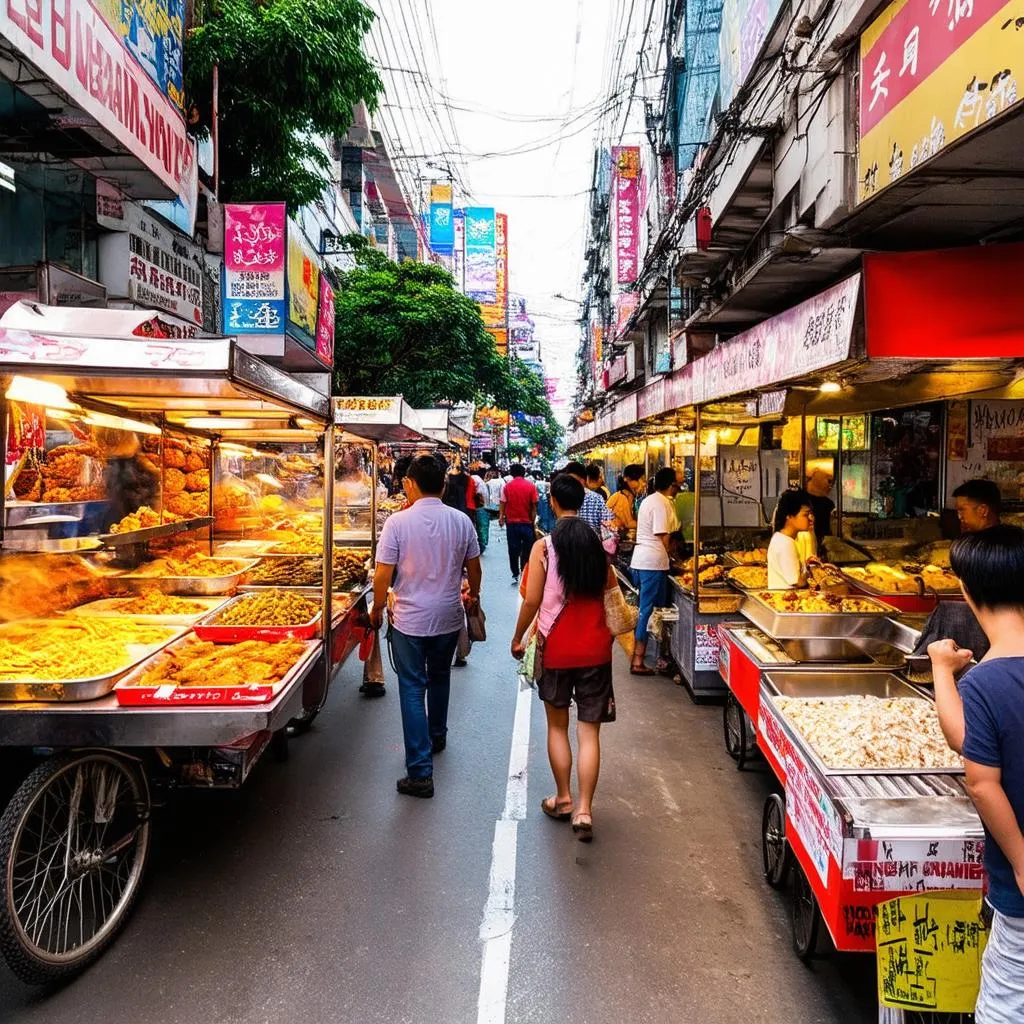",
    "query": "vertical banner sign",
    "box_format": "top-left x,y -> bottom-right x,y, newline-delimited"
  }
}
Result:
486,328 -> 508,357
315,275 -> 335,367
612,147 -> 640,285
223,204 -> 287,335
464,207 -> 497,303
857,0 -> 1023,204
287,220 -> 320,345
452,210 -> 466,293
479,214 -> 509,327
429,183 -> 454,255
